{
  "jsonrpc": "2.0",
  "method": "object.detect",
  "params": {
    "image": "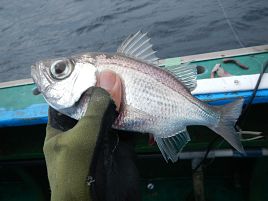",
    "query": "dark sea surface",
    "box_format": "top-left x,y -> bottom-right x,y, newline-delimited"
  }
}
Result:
0,0 -> 267,82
